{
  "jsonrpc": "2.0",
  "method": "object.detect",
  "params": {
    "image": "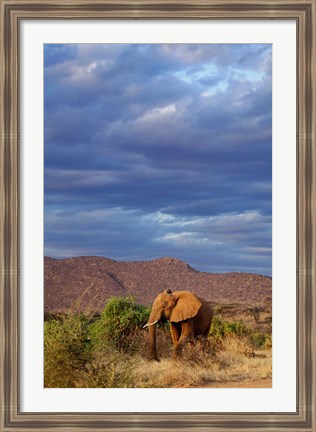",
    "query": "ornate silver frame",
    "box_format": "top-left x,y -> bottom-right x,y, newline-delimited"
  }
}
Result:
1,1 -> 315,430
